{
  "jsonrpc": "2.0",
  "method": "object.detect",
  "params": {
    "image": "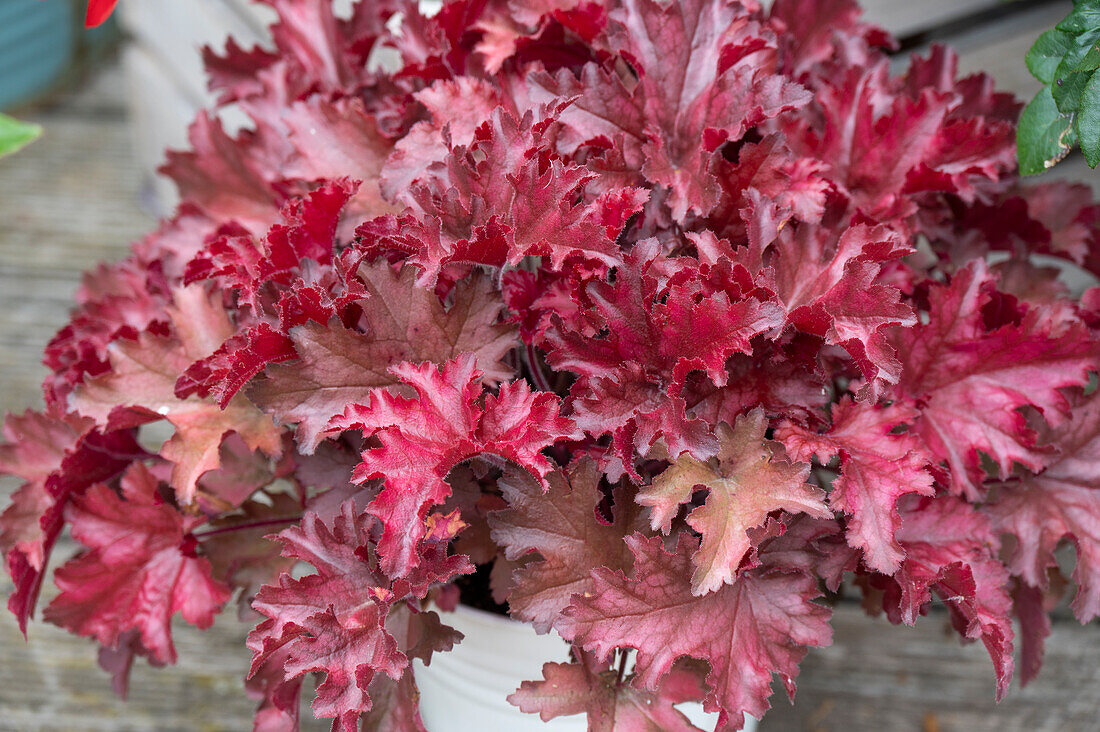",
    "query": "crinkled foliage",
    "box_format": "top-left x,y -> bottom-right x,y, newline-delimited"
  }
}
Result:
3,0 -> 1100,730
